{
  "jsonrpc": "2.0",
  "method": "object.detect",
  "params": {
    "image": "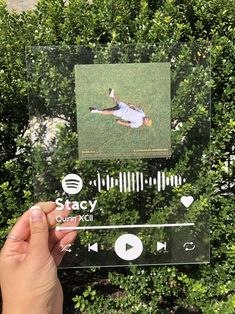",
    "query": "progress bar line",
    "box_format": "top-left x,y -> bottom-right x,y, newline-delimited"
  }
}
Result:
56,223 -> 195,231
